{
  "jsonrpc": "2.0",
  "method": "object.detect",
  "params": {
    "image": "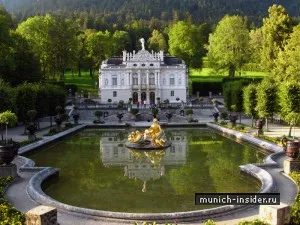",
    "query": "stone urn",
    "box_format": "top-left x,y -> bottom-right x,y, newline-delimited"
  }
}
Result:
73,113 -> 79,124
255,118 -> 265,136
229,114 -> 238,127
26,123 -> 37,135
0,142 -> 20,165
165,112 -> 172,122
117,112 -> 124,123
213,112 -> 219,122
282,137 -> 300,160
